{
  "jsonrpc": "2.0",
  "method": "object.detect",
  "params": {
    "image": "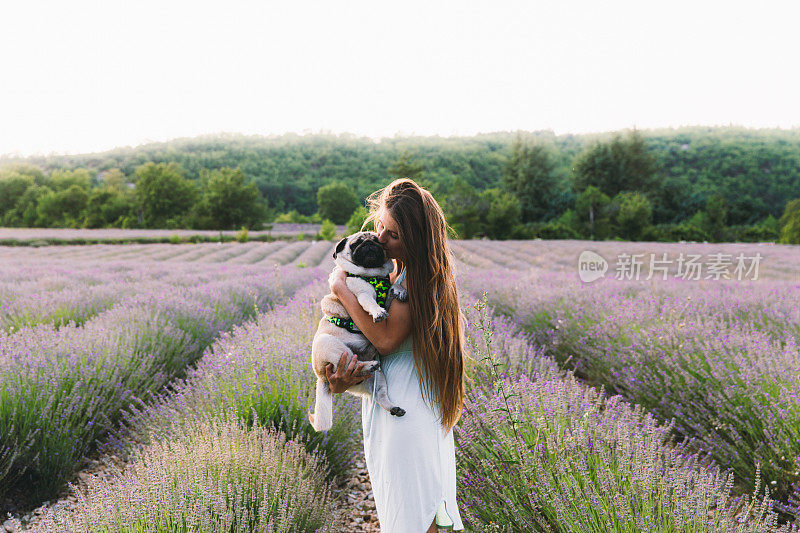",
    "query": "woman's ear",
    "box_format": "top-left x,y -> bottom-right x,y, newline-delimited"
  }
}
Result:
333,237 -> 347,258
